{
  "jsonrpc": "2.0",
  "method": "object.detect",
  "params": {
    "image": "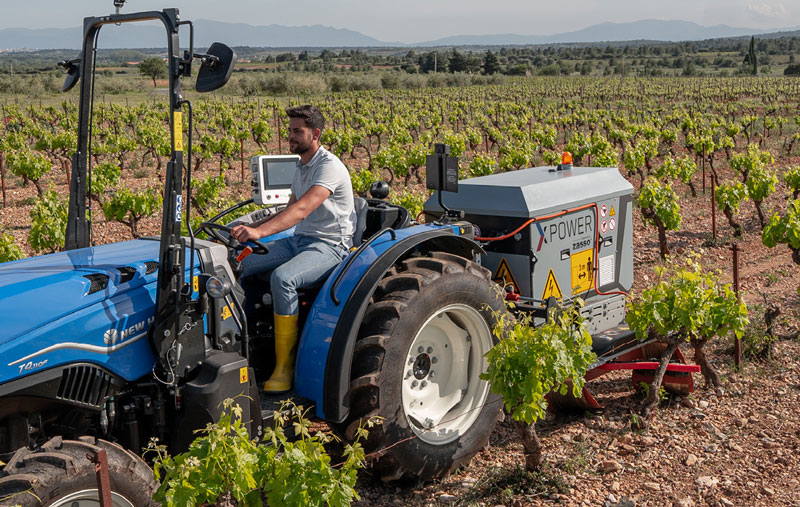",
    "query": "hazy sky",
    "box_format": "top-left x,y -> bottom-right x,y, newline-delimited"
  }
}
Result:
1,0 -> 796,43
